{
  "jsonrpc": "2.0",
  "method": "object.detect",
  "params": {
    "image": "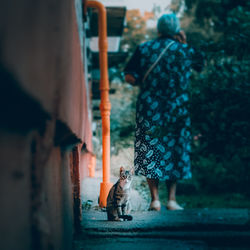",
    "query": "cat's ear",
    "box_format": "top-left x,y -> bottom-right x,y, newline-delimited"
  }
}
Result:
120,166 -> 125,173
